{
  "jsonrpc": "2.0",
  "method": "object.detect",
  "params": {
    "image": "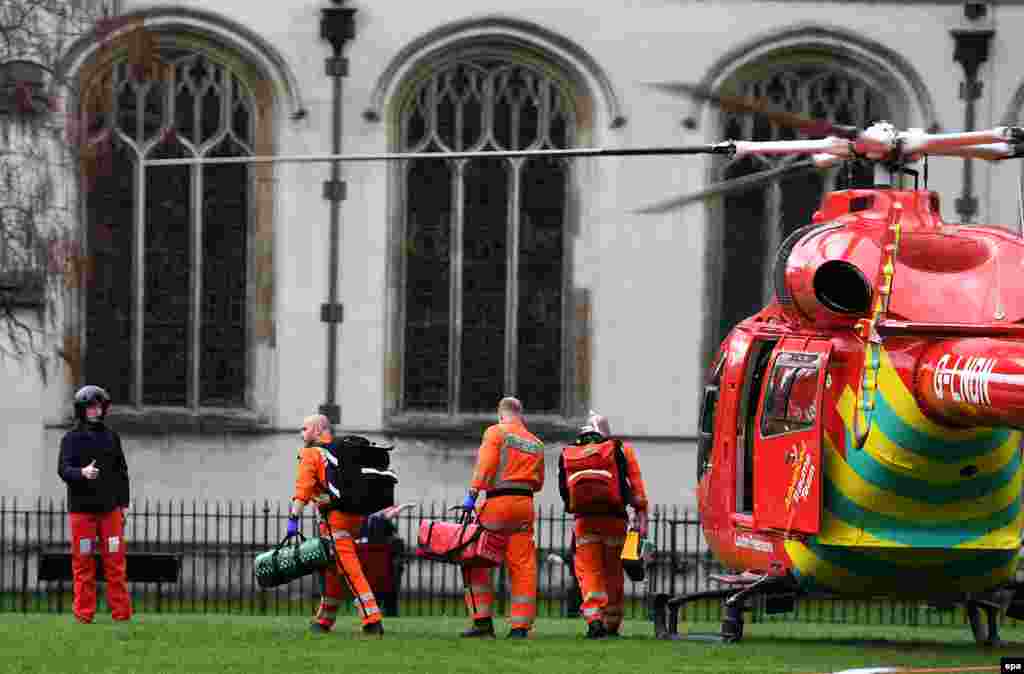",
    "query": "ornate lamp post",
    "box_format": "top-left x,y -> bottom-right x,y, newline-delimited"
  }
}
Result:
318,0 -> 357,425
